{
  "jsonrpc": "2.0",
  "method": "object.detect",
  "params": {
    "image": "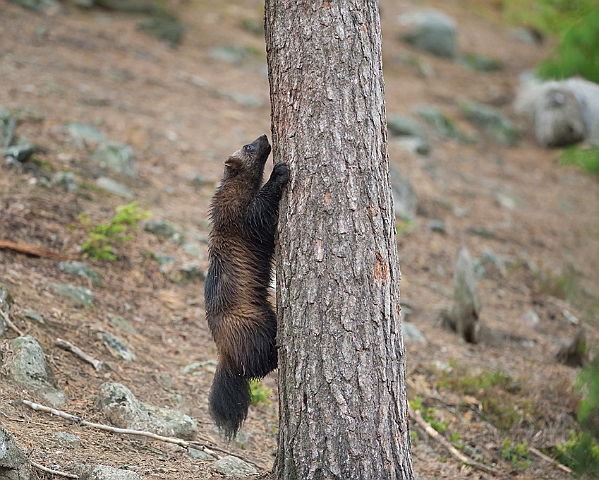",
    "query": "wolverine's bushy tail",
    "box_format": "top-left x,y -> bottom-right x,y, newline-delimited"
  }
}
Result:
209,366 -> 251,439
